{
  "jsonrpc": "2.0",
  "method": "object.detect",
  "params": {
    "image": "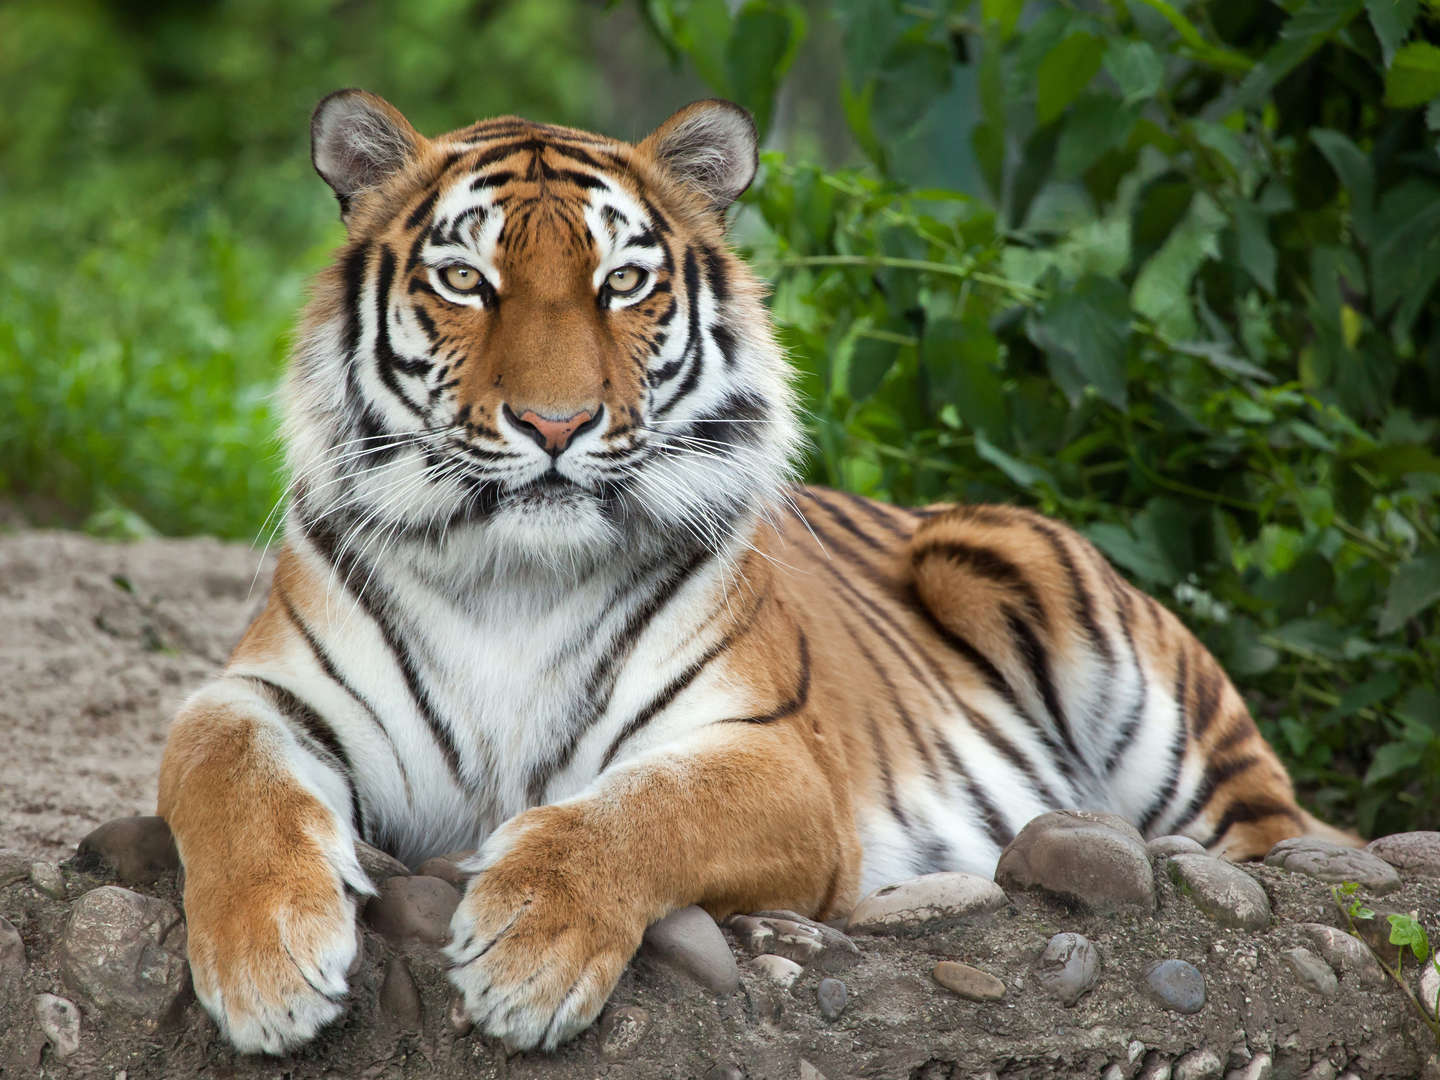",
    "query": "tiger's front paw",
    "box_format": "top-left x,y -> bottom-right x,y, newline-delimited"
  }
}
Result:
183,849 -> 364,1054
444,807 -> 646,1052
